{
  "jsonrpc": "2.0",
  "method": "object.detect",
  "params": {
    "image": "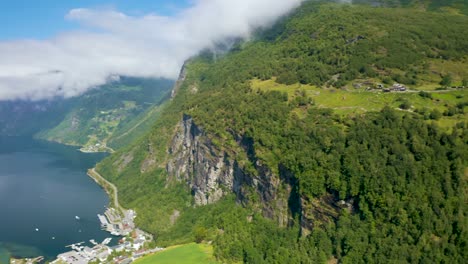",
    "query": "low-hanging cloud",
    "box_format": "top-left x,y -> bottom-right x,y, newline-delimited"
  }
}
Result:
0,0 -> 304,101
